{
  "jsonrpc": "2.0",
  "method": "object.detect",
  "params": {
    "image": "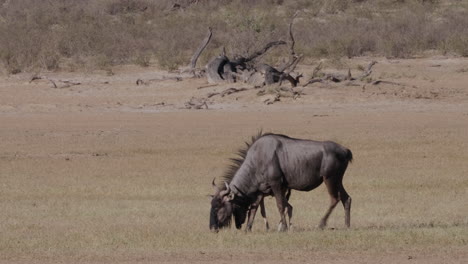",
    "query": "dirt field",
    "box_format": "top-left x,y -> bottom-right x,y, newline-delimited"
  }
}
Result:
1,57 -> 468,263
